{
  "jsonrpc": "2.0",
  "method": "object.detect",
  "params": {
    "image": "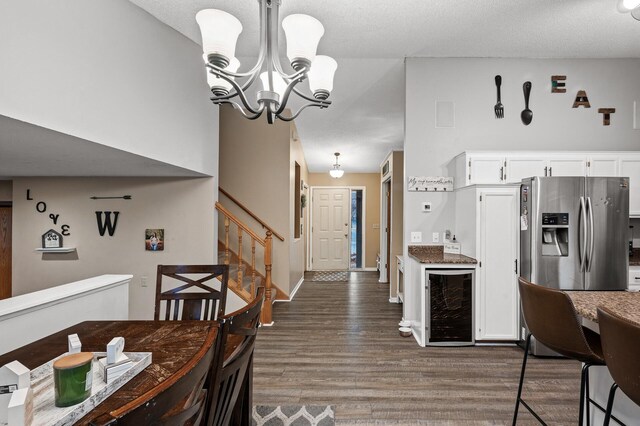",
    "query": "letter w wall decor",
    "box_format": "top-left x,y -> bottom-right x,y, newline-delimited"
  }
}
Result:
95,211 -> 120,236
